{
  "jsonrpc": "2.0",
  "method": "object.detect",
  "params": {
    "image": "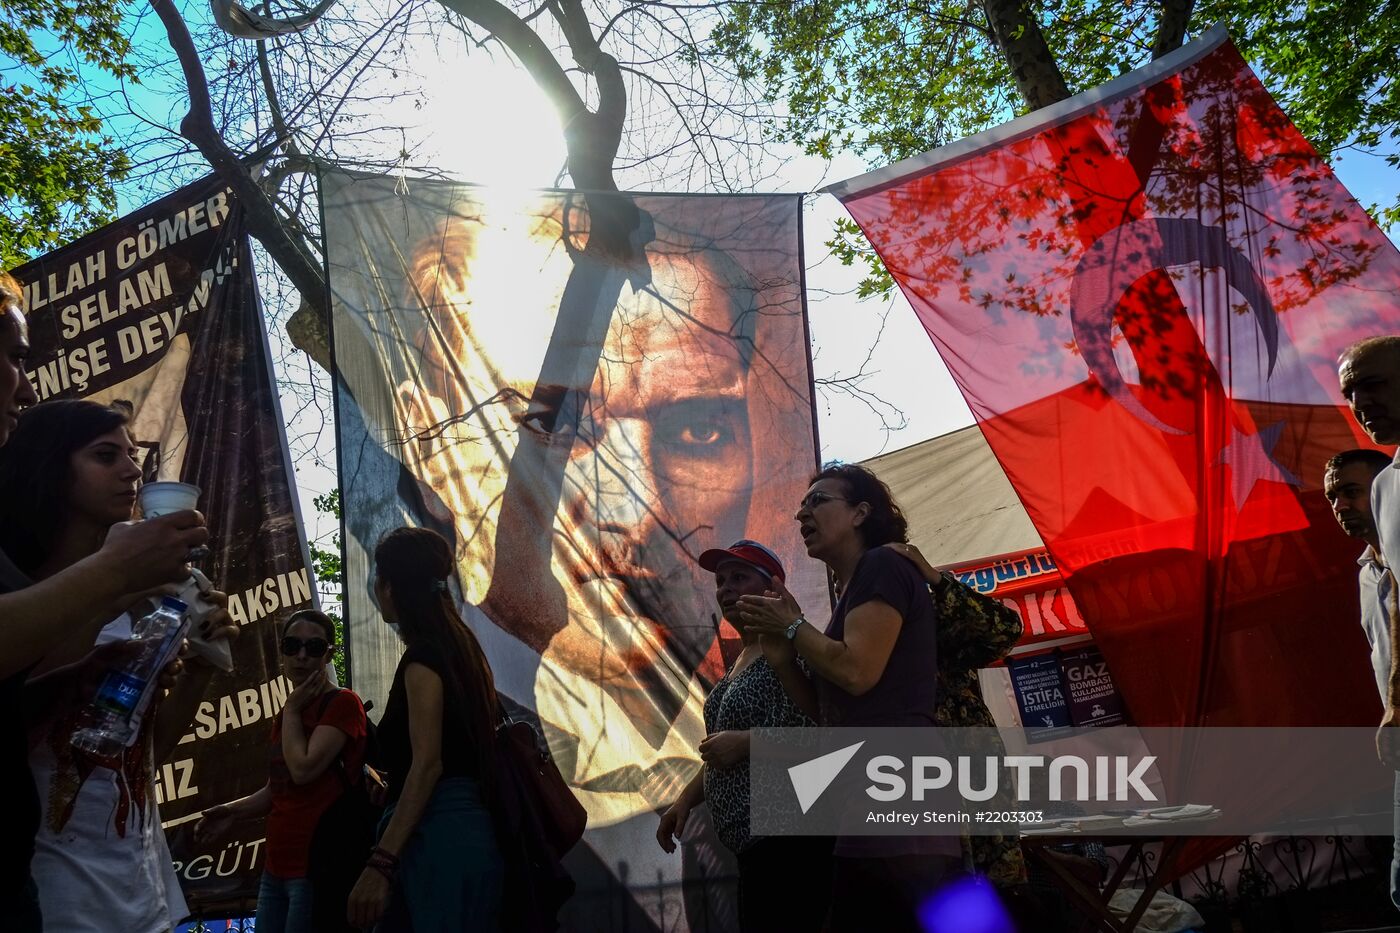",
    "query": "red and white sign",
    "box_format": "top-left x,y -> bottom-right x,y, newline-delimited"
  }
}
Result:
944,549 -> 1089,647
